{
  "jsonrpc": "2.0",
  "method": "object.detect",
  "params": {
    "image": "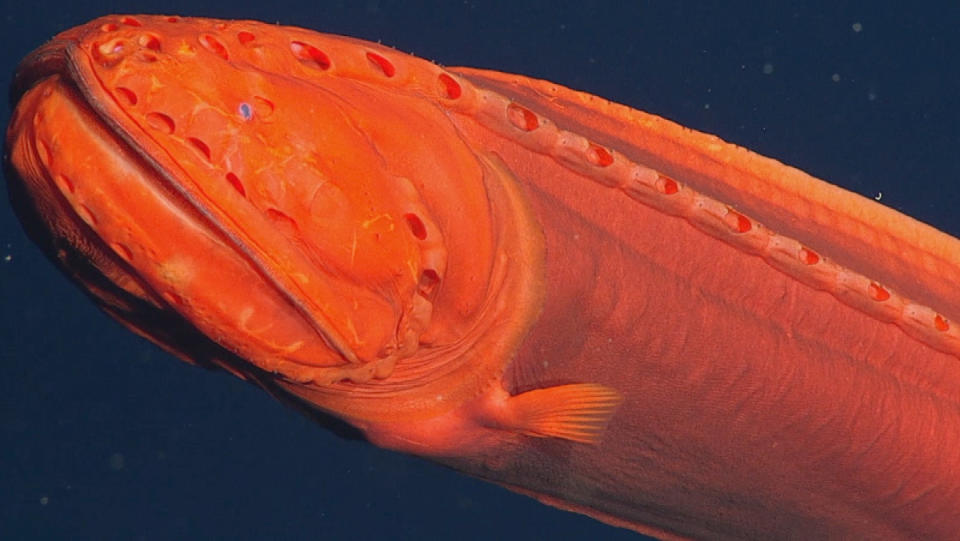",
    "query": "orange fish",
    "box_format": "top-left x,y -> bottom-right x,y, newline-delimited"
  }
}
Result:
6,14 -> 960,539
